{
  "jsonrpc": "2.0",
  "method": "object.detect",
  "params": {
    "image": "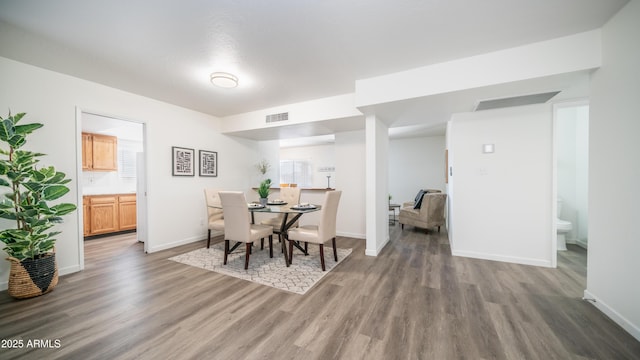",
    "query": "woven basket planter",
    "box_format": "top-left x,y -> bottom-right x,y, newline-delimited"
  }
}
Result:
7,253 -> 58,299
